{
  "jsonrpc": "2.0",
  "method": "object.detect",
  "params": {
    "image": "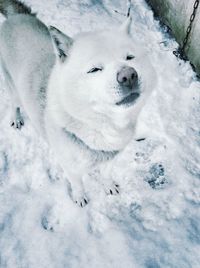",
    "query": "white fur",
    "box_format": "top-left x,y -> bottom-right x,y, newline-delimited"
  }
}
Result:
0,10 -> 157,205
